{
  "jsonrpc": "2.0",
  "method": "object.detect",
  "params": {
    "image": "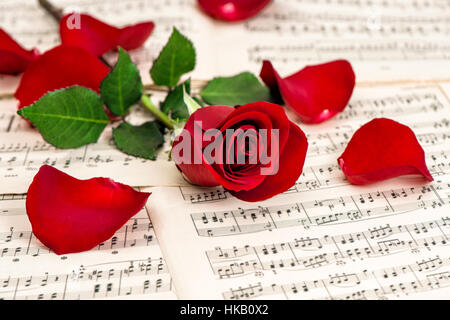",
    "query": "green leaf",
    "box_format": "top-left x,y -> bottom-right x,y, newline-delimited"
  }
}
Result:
161,79 -> 191,121
17,86 -> 109,149
200,72 -> 271,106
150,27 -> 196,88
113,121 -> 164,160
100,47 -> 143,116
